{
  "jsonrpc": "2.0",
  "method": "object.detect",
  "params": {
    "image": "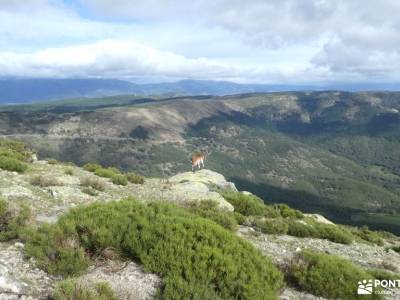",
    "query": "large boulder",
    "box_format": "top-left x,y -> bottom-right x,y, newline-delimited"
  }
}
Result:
169,169 -> 237,191
168,169 -> 236,211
